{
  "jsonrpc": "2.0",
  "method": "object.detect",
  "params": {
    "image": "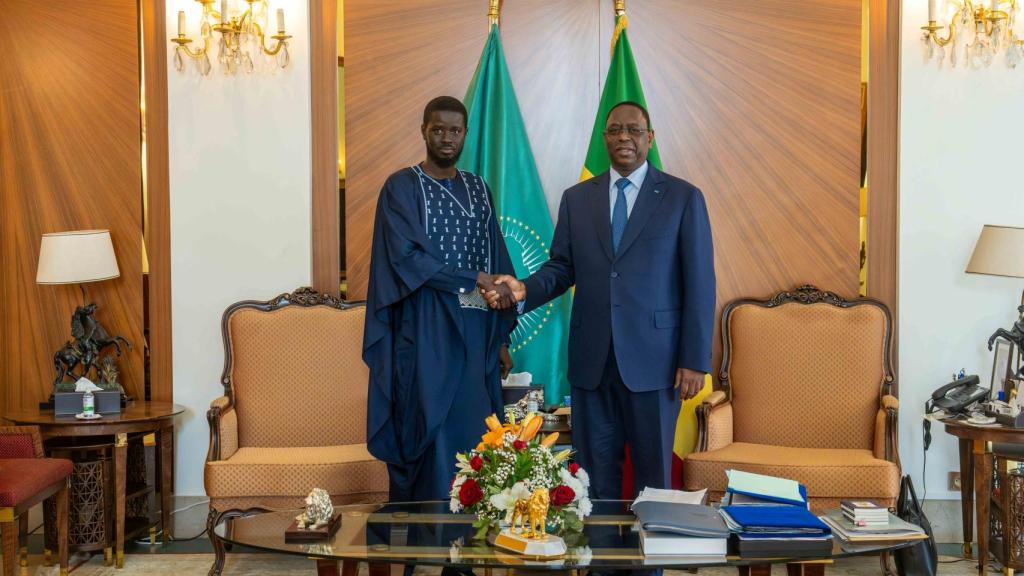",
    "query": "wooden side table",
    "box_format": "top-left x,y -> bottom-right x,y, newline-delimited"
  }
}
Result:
4,402 -> 183,568
941,417 -> 1024,575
